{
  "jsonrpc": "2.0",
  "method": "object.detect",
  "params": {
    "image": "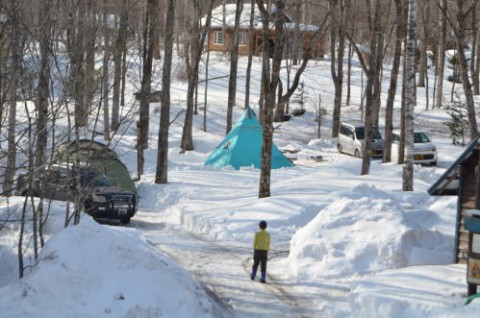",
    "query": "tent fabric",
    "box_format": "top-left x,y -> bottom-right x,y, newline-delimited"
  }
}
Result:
204,107 -> 293,170
53,140 -> 138,195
